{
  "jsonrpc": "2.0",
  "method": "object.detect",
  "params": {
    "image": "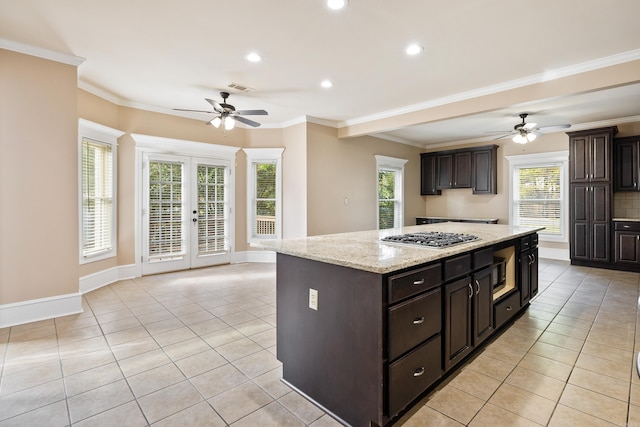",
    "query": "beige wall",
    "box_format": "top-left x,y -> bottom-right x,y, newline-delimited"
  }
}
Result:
0,50 -> 79,304
306,123 -> 424,236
